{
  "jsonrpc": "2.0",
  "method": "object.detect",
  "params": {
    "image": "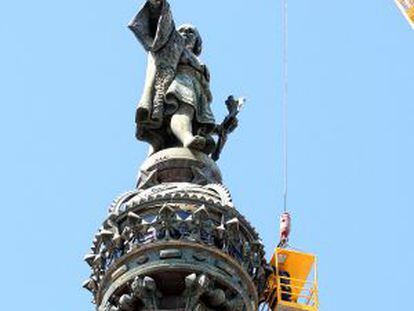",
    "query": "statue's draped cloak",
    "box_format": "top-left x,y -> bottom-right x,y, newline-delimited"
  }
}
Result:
129,1 -> 215,149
